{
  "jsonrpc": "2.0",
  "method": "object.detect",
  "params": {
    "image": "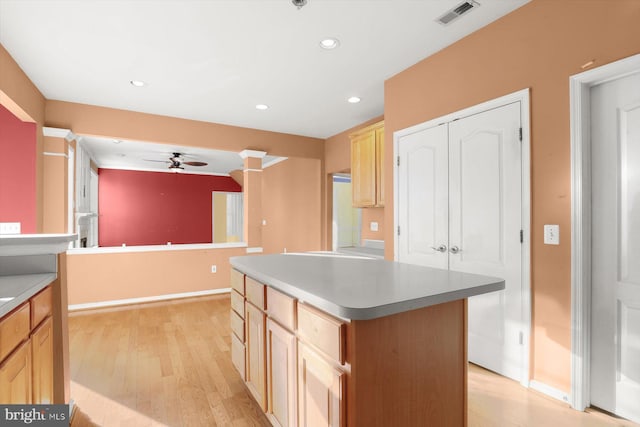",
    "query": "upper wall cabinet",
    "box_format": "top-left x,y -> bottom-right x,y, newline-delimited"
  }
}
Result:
350,121 -> 384,207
